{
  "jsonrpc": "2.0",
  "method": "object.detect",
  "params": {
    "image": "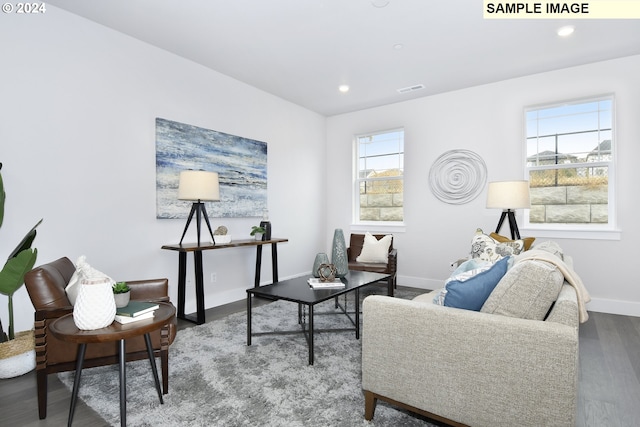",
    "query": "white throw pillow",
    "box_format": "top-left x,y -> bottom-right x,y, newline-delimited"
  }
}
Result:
65,255 -> 113,306
65,269 -> 81,306
356,232 -> 392,263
